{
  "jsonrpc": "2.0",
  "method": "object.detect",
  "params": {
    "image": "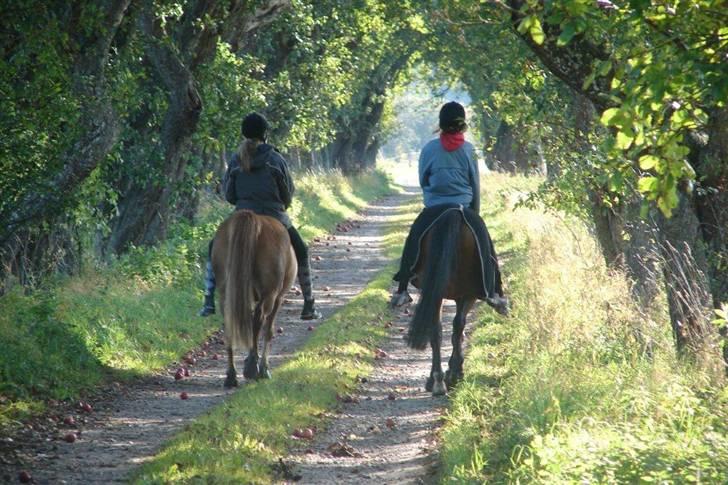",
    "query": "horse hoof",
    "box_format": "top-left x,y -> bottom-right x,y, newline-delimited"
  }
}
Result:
445,370 -> 462,388
257,368 -> 271,380
432,380 -> 447,396
243,355 -> 259,380
425,376 -> 434,392
224,377 -> 238,388
243,368 -> 258,380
